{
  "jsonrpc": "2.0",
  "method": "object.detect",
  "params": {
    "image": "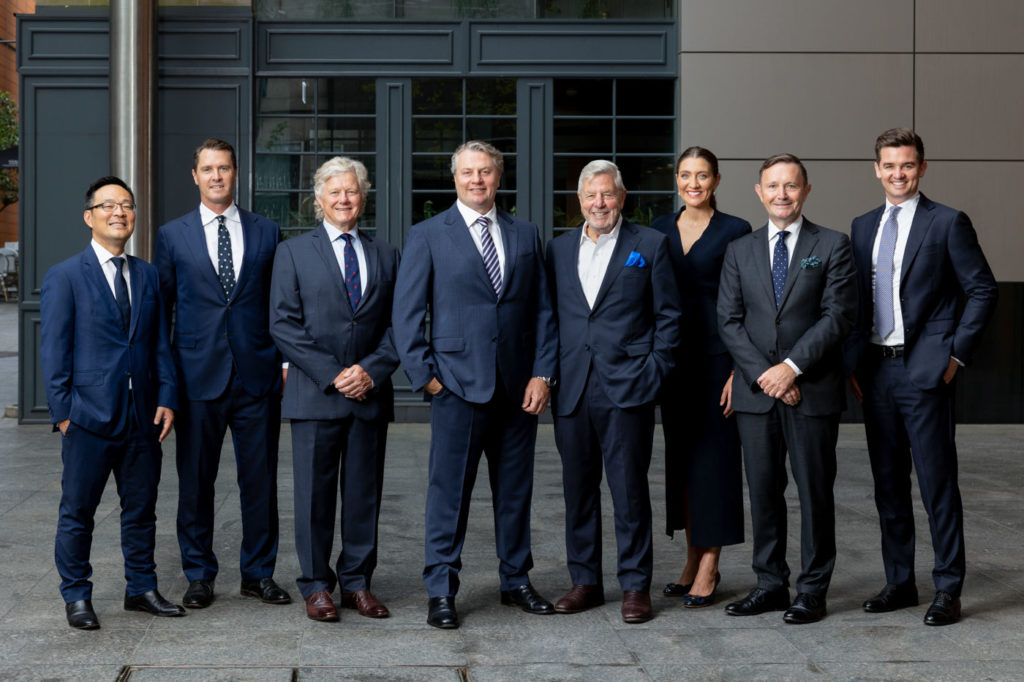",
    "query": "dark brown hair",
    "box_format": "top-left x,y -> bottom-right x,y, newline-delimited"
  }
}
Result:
192,138 -> 237,170
758,153 -> 808,185
677,146 -> 720,210
874,127 -> 925,163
